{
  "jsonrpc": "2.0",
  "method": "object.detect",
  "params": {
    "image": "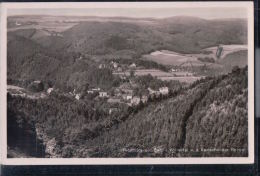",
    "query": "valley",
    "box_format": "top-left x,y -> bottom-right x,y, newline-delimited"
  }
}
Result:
6,15 -> 249,158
